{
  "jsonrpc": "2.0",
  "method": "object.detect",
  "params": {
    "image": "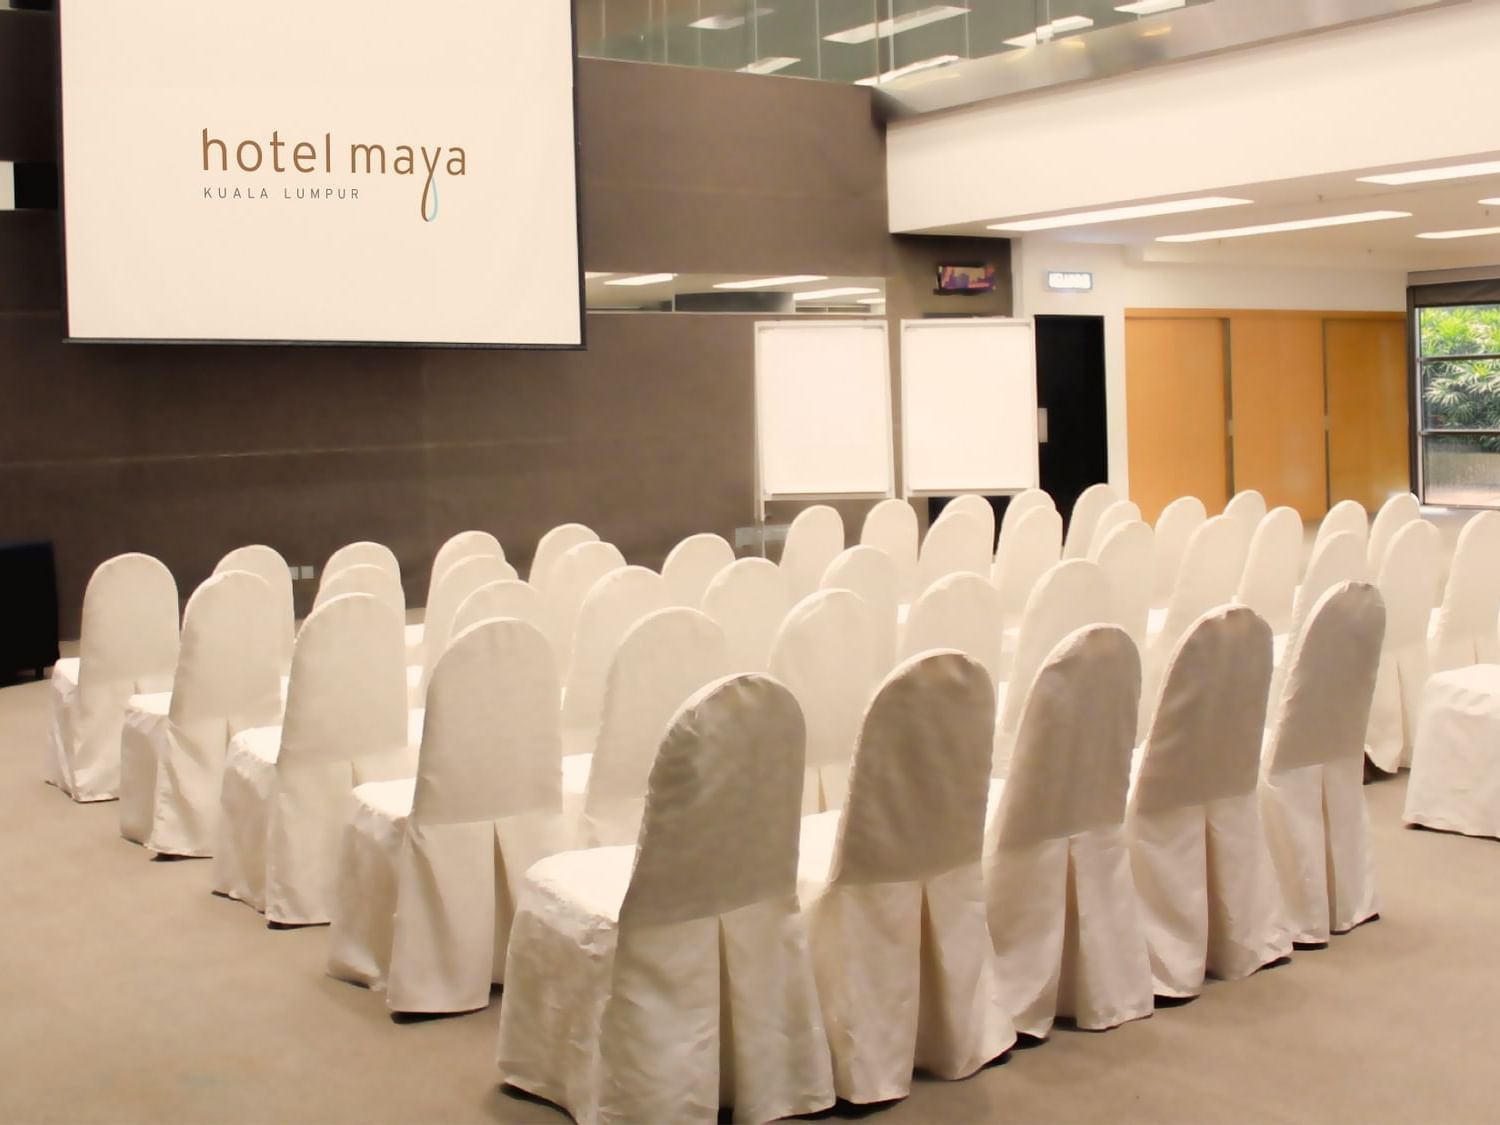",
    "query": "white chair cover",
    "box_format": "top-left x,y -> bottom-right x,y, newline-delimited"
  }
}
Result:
992,506 -> 1063,623
770,590 -> 879,812
529,523 -> 598,593
1428,510 -> 1500,673
47,553 -> 179,803
451,579 -> 546,640
1223,489 -> 1267,528
313,563 -> 406,618
497,674 -> 836,1125
936,494 -> 996,545
821,546 -> 899,676
545,540 -> 626,670
995,560 -> 1112,776
576,608 -> 731,847
1260,582 -> 1384,945
860,498 -> 919,603
985,624 -> 1152,1036
1405,665 -> 1500,839
799,651 -> 1014,1102
1312,498 -> 1369,562
1367,493 -> 1420,574
1127,607 -> 1290,997
323,540 -> 399,583
702,556 -> 792,675
1151,495 -> 1207,608
1091,519 -> 1154,650
900,573 -> 1004,687
781,504 -> 845,603
997,489 -> 1054,553
418,554 -> 518,692
409,530 -> 505,658
561,566 -> 670,754
1093,500 -> 1142,550
212,592 -> 411,925
327,618 -> 566,1013
660,532 -> 734,609
1062,482 -> 1121,560
1267,530 -> 1369,722
1367,520 -> 1440,771
1235,507 -> 1303,635
214,545 -> 295,672
916,512 -> 991,596
119,571 -> 282,857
